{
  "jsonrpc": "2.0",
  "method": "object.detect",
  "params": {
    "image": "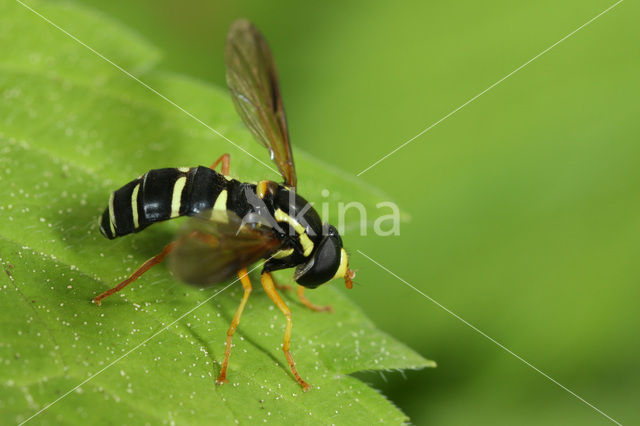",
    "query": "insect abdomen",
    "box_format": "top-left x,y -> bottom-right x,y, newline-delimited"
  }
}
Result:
99,166 -> 230,239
